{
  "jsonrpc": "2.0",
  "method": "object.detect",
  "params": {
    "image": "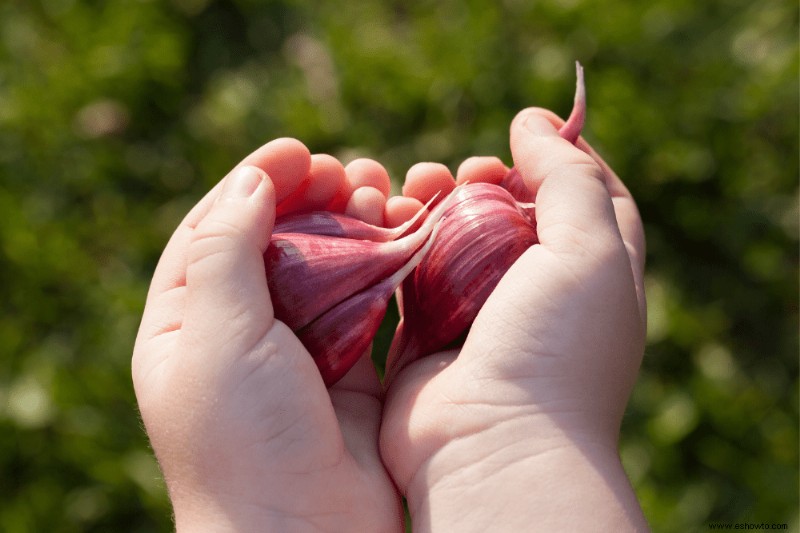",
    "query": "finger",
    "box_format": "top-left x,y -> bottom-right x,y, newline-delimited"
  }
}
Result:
613,194 -> 647,324
512,110 -> 643,255
345,186 -> 387,226
239,137 -> 311,202
313,154 -> 350,212
455,156 -> 508,186
144,180 -> 224,305
309,154 -> 348,209
401,162 -> 455,206
276,153 -> 349,214
523,108 -> 646,298
385,196 -> 426,228
518,107 -> 634,202
515,108 -> 646,300
329,350 -> 385,472
345,158 -> 392,198
182,166 -> 277,352
146,138 -> 311,301
511,111 -> 617,249
330,346 -> 383,399
577,138 -> 646,276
